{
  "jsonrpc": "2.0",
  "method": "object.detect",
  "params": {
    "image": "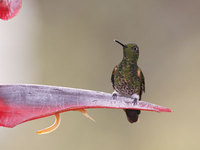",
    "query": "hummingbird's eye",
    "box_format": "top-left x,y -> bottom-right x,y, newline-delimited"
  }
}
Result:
132,46 -> 138,51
